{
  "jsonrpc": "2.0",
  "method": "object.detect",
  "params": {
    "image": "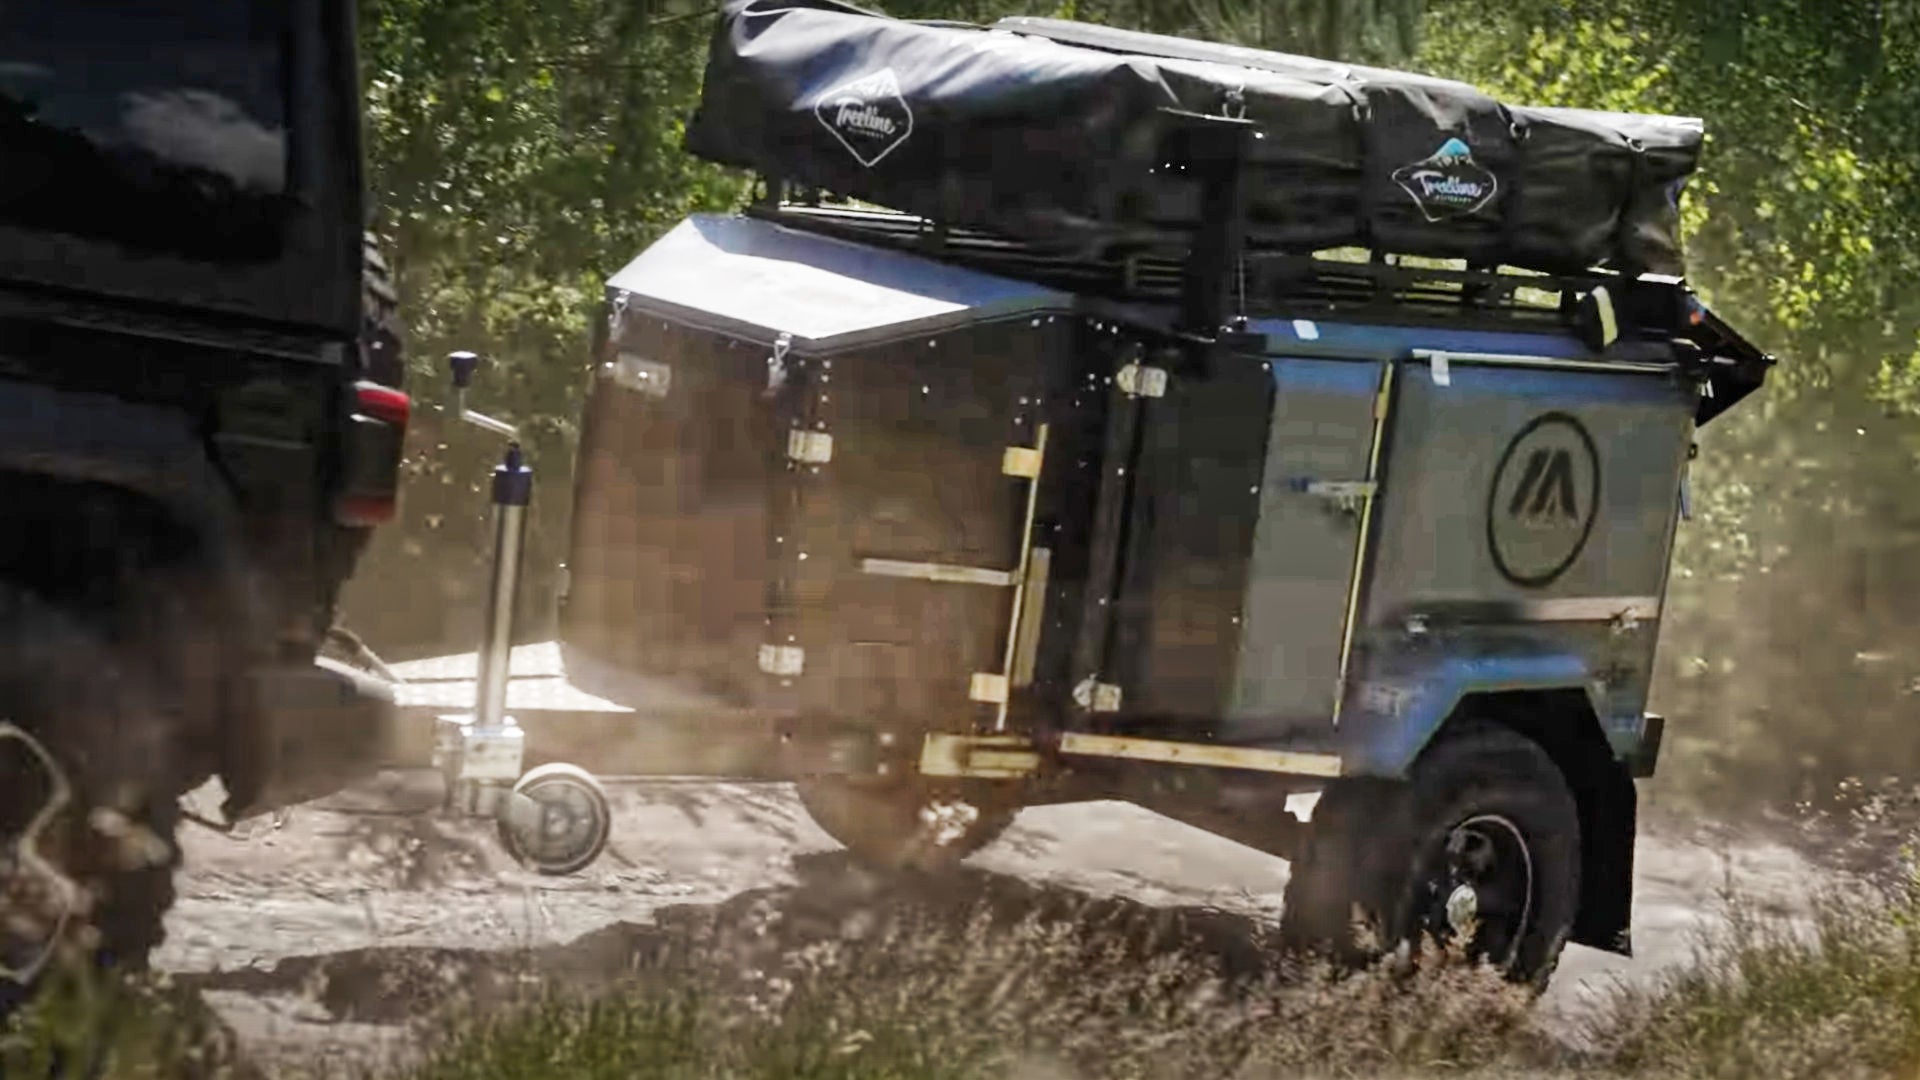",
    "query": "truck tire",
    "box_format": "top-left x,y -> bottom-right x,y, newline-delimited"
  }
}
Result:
796,776 -> 1017,872
361,232 -> 405,389
1279,723 -> 1581,986
0,584 -> 182,1018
